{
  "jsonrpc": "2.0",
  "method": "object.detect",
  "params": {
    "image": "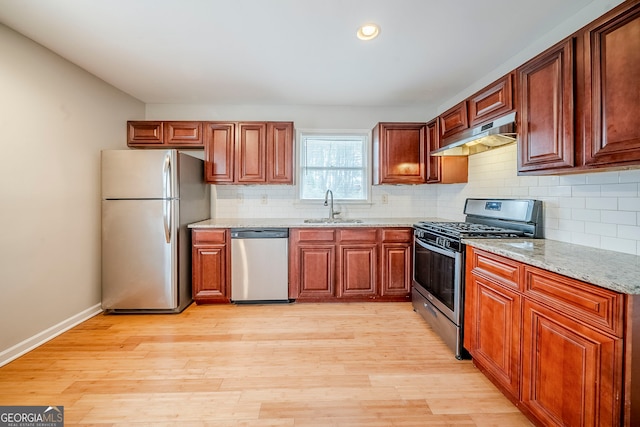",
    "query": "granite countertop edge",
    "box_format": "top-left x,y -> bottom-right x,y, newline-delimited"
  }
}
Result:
188,217 -> 445,229
463,238 -> 640,295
